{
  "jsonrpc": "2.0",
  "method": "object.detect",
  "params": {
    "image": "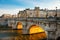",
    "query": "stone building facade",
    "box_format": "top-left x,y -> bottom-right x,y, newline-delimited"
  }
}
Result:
1,7 -> 60,18
18,7 -> 60,18
18,7 -> 47,18
47,10 -> 56,17
57,9 -> 60,17
1,14 -> 12,18
47,10 -> 60,17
